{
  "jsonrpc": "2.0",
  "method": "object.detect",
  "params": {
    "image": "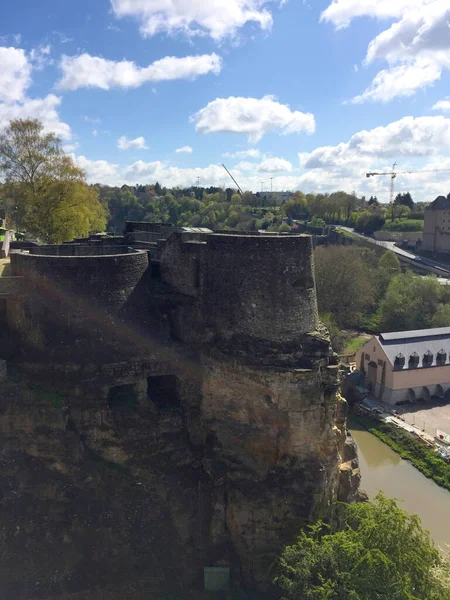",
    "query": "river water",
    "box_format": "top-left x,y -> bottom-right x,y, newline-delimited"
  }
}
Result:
350,422 -> 450,548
